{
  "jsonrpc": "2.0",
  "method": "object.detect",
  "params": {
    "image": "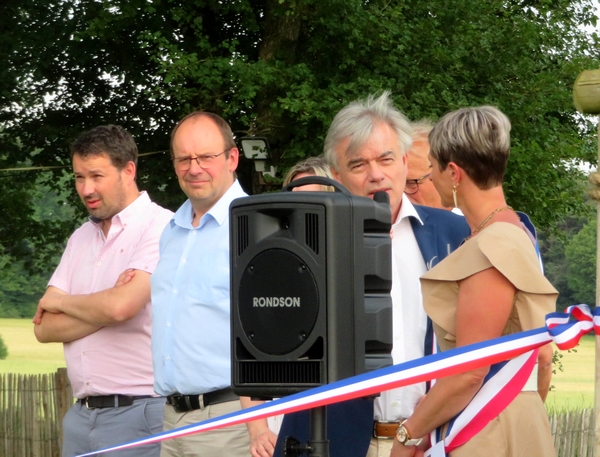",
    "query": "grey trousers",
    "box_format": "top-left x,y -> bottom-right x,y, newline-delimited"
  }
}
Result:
61,396 -> 166,457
